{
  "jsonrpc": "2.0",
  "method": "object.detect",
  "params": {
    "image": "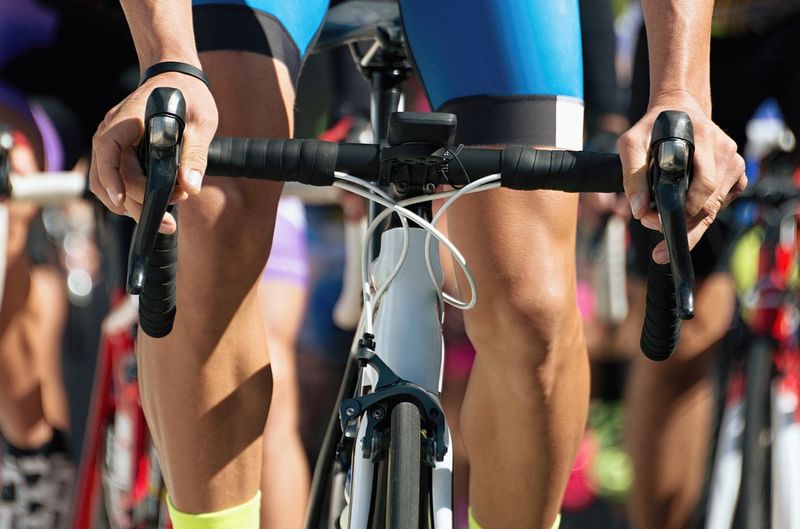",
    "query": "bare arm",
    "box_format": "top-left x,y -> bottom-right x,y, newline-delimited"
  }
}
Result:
119,1 -> 201,71
90,1 -> 217,229
640,0 -> 713,112
618,0 -> 746,262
